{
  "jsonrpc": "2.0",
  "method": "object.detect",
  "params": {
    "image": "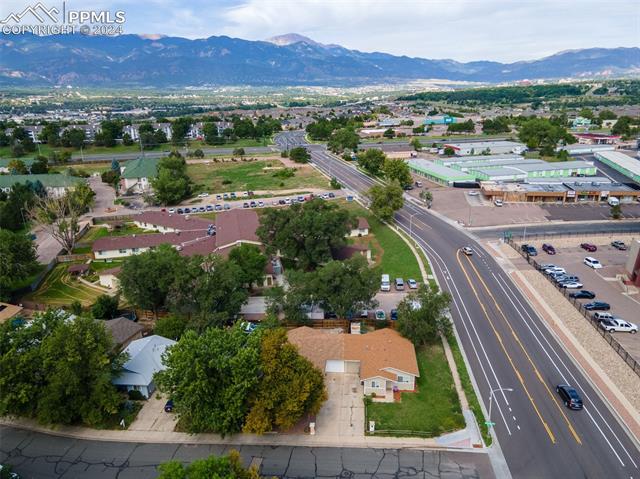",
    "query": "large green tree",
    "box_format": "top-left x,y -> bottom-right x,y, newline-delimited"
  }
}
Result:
383,158 -> 412,187
288,146 -> 311,163
257,199 -> 351,270
397,284 -> 452,346
0,229 -> 38,301
367,181 -> 404,221
517,118 -> 575,155
244,328 -> 326,434
228,244 -> 268,289
0,182 -> 36,231
327,127 -> 360,154
357,149 -> 386,175
156,326 -> 261,435
157,450 -> 259,479
151,155 -> 192,205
